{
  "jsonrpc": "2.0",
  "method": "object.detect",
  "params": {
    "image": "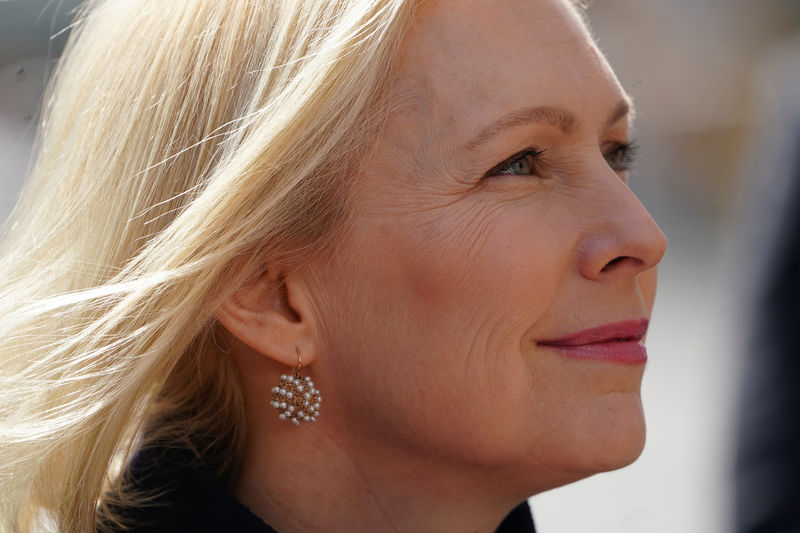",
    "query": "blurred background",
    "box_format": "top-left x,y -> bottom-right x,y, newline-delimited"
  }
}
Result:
2,1 -> 799,531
